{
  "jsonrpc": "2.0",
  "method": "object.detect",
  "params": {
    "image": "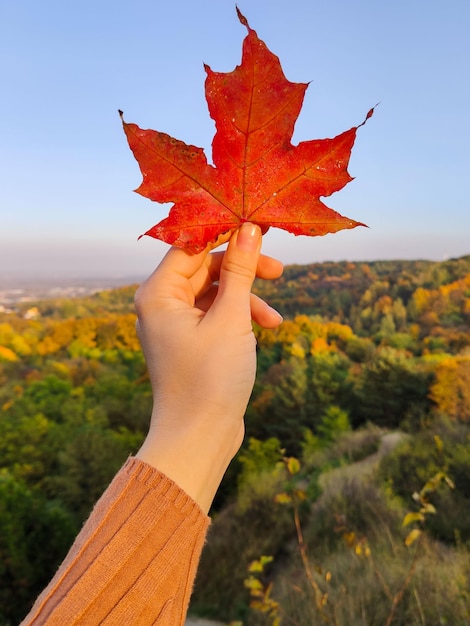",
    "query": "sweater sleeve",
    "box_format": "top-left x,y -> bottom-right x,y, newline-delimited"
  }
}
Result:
21,457 -> 210,626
